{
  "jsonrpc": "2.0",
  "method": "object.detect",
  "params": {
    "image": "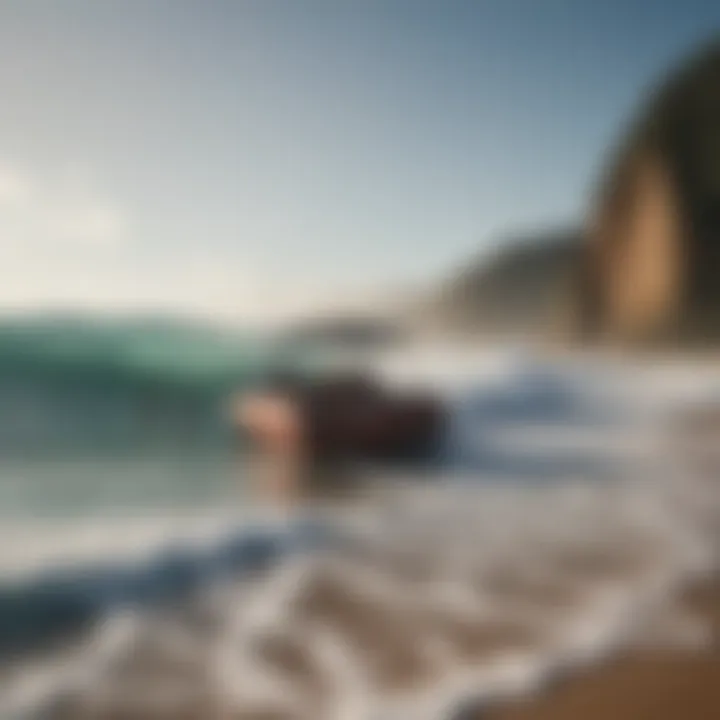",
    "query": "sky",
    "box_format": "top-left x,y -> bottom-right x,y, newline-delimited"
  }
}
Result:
0,0 -> 718,323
